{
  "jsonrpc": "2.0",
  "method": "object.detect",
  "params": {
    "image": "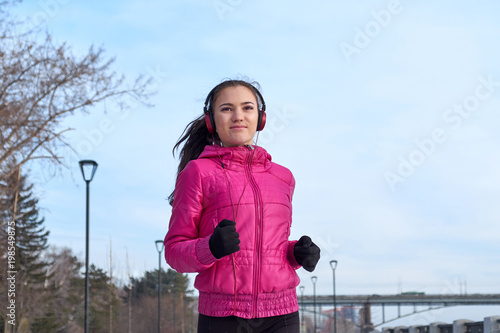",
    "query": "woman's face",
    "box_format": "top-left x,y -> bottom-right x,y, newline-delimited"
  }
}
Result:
212,86 -> 259,147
